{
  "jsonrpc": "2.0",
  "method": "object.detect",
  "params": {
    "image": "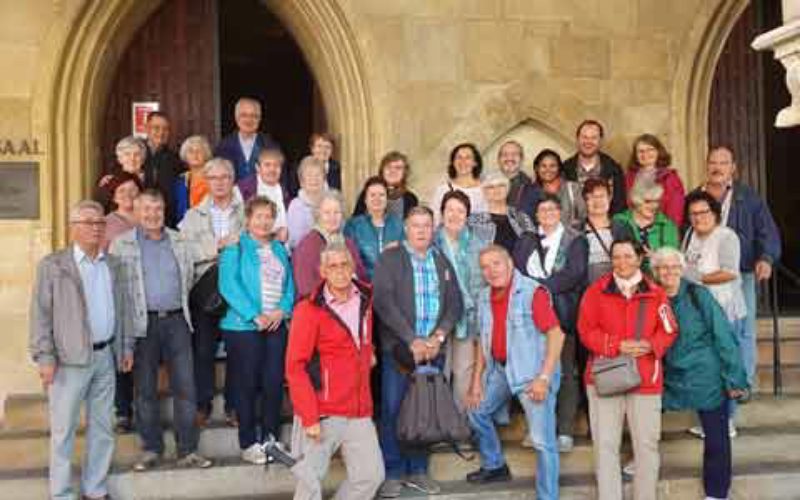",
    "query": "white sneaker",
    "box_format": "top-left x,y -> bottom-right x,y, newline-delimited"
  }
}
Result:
687,425 -> 705,439
558,434 -> 574,453
728,421 -> 737,439
242,443 -> 267,465
521,434 -> 534,448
